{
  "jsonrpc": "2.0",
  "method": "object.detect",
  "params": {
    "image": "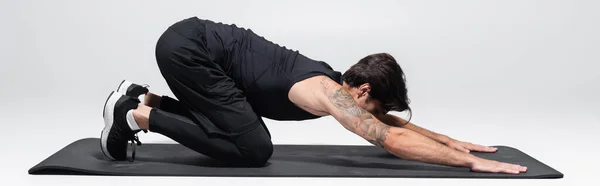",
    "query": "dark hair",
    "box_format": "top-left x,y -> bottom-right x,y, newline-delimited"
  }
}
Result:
342,53 -> 412,119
